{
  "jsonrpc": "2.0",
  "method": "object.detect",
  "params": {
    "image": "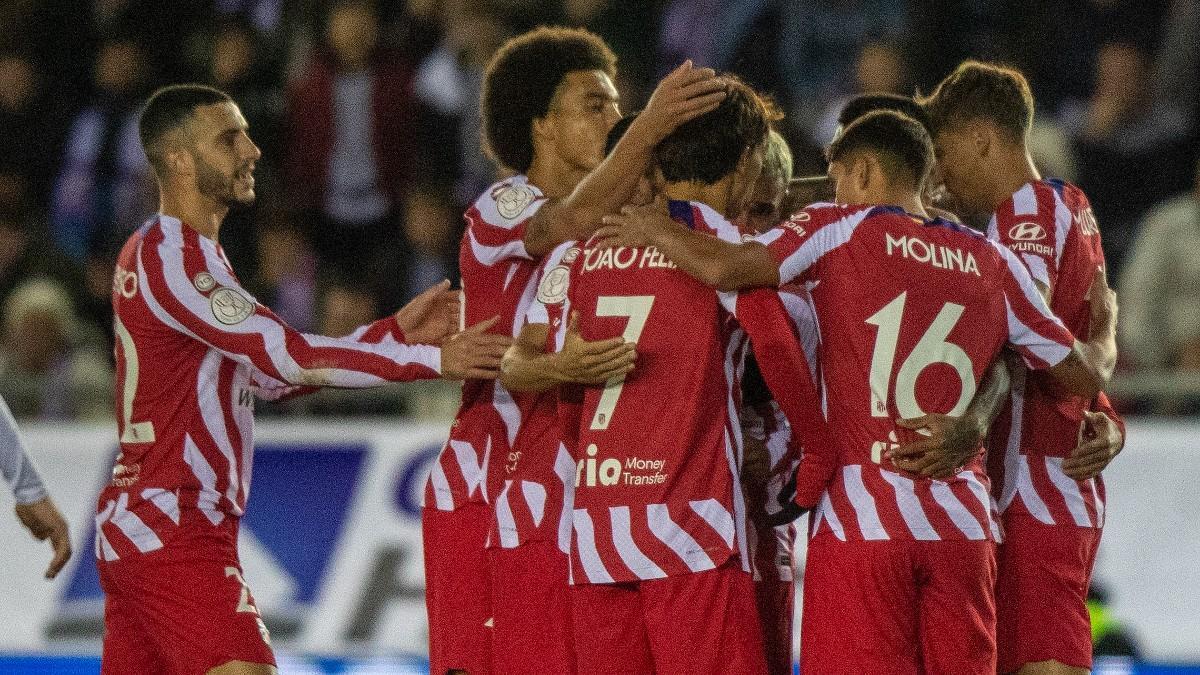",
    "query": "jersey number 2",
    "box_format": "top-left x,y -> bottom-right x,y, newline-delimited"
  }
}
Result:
865,291 -> 976,420
114,316 -> 156,444
589,295 -> 654,430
